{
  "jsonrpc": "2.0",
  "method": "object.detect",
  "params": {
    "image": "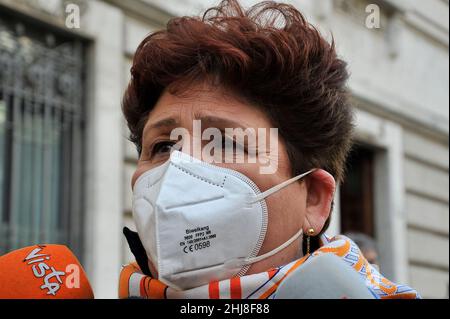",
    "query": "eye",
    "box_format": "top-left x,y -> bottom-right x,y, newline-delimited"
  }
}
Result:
151,140 -> 176,157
